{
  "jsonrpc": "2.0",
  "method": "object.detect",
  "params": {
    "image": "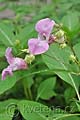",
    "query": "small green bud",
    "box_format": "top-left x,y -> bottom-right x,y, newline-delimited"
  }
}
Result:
60,43 -> 67,48
25,54 -> 35,64
55,30 -> 64,38
55,36 -> 65,44
15,39 -> 20,45
21,49 -> 29,53
55,23 -> 63,28
70,55 -> 76,62
55,23 -> 60,28
55,30 -> 65,44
